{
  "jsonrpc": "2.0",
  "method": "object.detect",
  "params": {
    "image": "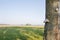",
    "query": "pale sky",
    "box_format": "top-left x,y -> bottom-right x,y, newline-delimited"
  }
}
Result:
0,0 -> 45,25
